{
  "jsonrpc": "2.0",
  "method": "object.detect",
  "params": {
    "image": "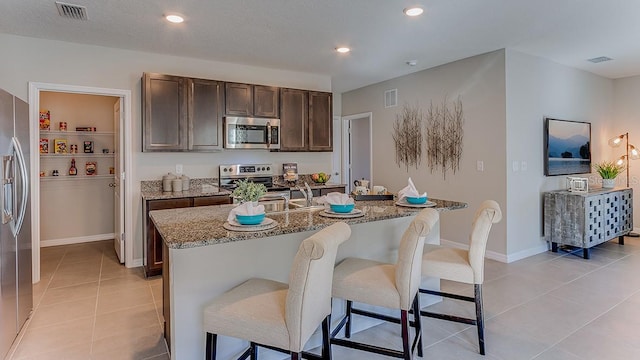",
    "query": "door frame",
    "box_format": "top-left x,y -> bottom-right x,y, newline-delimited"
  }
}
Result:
342,112 -> 373,192
28,82 -> 134,282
